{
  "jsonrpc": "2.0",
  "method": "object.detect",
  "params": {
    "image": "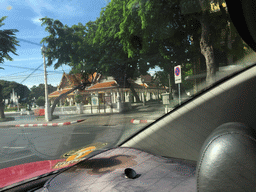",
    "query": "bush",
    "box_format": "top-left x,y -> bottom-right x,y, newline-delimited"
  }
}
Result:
36,96 -> 45,107
4,107 -> 17,112
75,95 -> 83,104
